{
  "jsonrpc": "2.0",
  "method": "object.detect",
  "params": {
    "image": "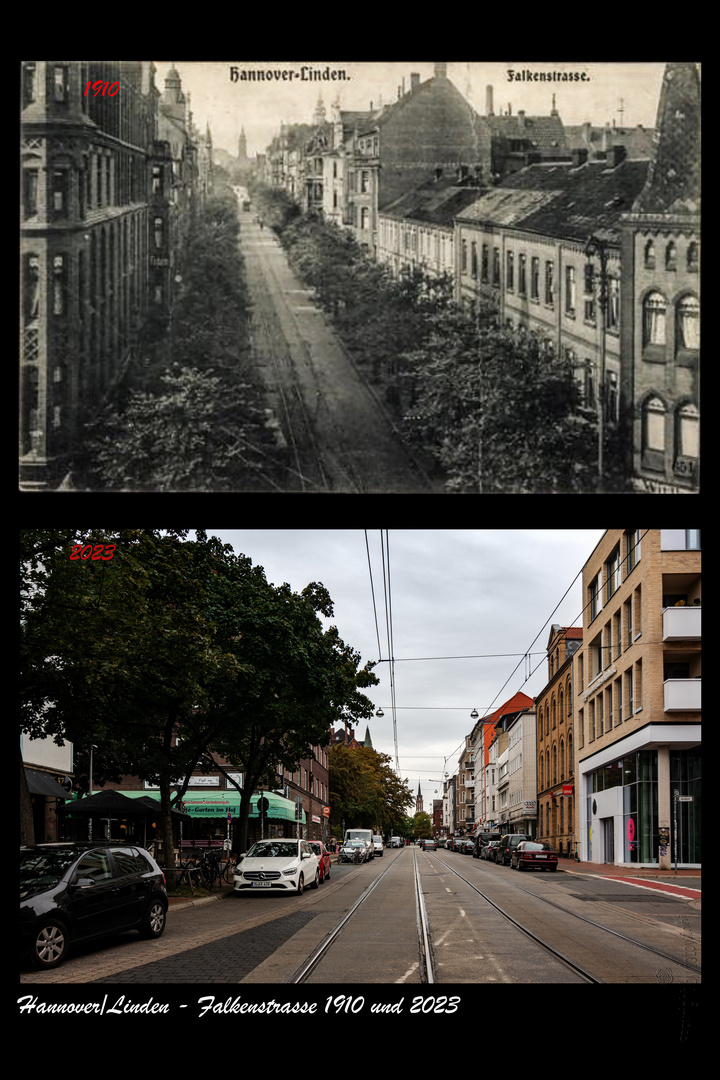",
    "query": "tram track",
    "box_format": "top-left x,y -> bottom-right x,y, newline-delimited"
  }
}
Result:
429,850 -> 701,982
